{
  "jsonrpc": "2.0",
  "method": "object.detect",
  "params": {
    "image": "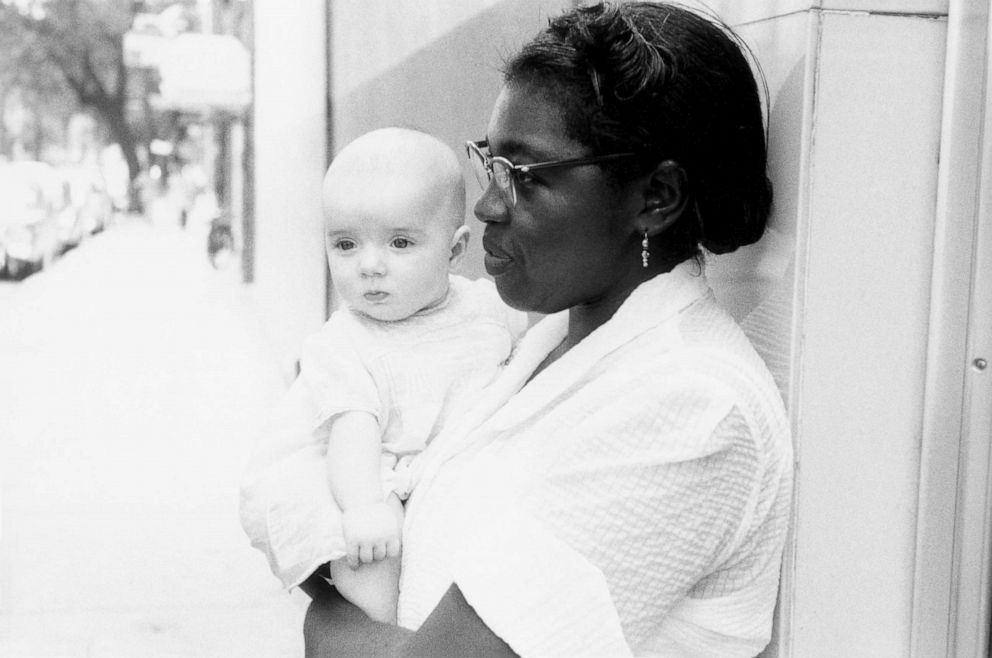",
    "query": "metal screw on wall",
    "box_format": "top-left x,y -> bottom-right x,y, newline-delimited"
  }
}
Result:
974,358 -> 988,372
